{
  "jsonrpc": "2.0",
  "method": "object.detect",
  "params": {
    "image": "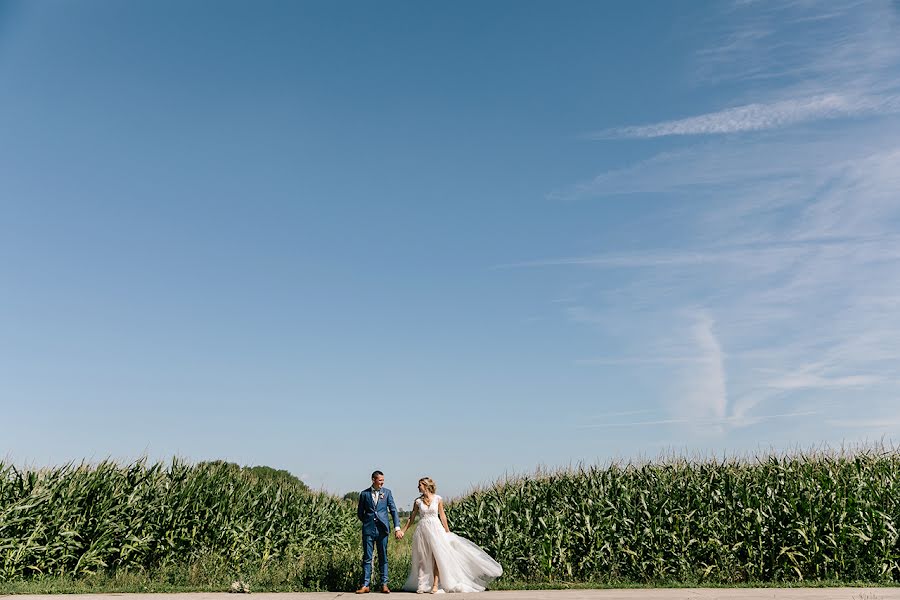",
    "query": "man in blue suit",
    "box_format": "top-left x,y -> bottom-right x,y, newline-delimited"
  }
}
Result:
356,470 -> 403,594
